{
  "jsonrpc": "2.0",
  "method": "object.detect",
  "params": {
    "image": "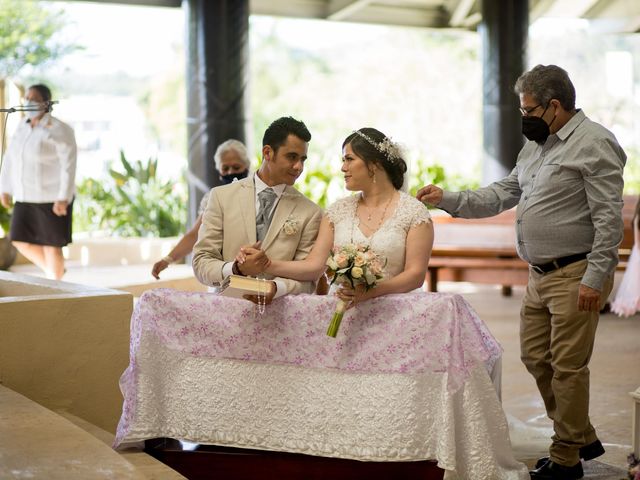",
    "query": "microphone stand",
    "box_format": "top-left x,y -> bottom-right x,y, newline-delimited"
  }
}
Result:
0,104 -> 50,113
